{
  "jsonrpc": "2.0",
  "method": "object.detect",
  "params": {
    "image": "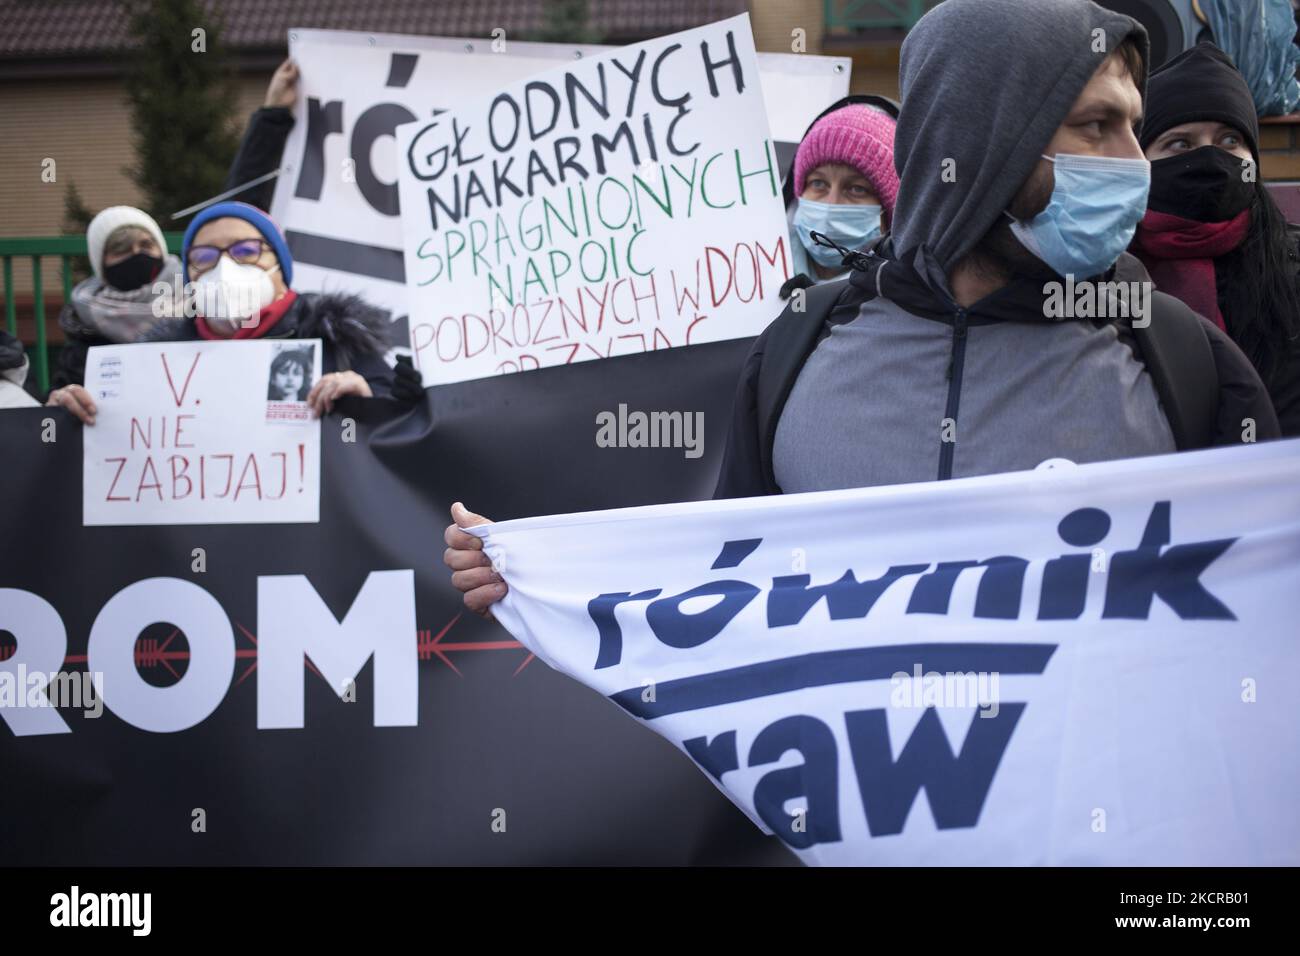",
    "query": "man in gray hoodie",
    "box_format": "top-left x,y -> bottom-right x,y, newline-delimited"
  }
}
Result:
711,0 -> 1278,498
445,0 -> 1280,617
